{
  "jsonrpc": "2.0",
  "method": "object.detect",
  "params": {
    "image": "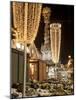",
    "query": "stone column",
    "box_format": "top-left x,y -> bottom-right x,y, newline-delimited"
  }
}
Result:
42,7 -> 51,48
41,7 -> 51,61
